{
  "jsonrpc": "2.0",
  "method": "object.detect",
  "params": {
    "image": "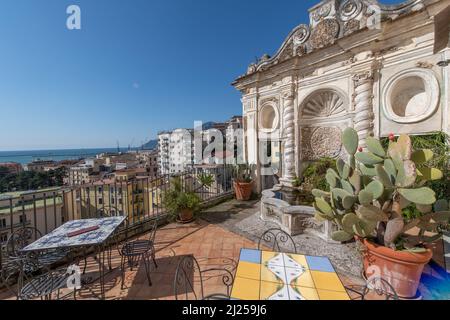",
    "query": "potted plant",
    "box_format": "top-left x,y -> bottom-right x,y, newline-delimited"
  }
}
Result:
313,128 -> 450,298
232,163 -> 255,201
163,176 -> 201,223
